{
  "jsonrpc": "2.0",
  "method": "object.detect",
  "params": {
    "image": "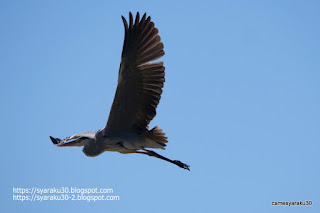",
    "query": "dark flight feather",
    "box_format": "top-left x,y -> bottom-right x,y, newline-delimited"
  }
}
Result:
105,12 -> 165,134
